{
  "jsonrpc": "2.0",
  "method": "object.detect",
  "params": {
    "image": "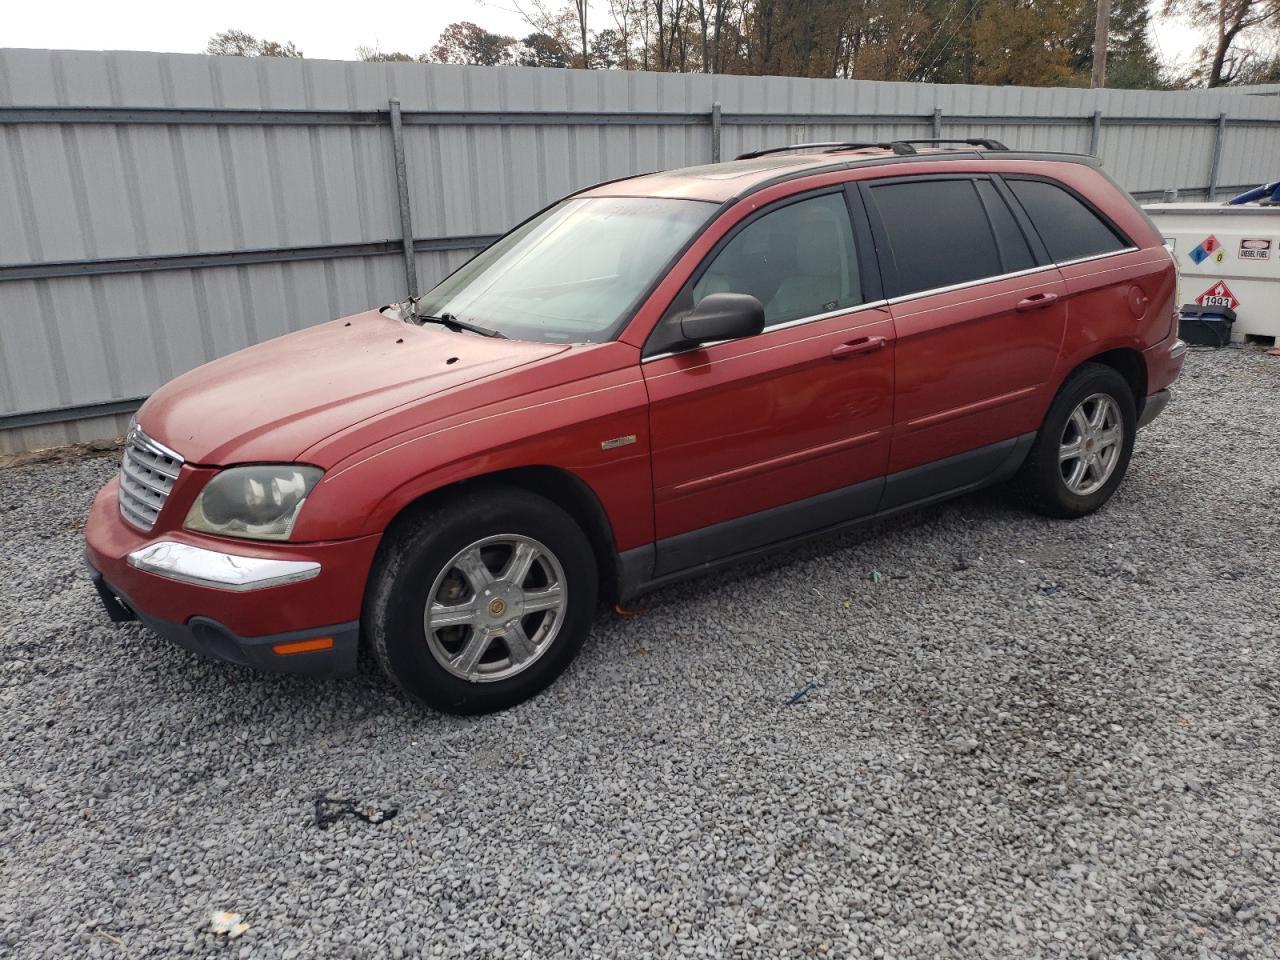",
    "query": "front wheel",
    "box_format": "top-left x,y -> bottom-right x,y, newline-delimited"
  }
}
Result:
364,487 -> 598,714
1015,362 -> 1137,518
